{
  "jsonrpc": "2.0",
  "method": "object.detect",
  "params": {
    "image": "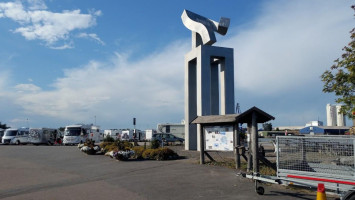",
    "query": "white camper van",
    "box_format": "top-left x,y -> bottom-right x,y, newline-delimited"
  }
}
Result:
145,129 -> 157,141
2,128 -> 29,145
28,128 -> 58,145
104,129 -> 122,140
121,130 -> 134,141
63,124 -> 101,145
121,129 -> 145,141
